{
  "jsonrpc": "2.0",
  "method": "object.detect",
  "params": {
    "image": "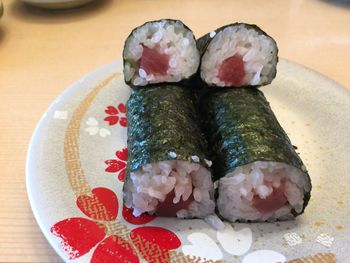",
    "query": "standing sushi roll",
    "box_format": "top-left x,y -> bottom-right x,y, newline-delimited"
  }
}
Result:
123,86 -> 215,219
123,19 -> 200,87
197,23 -> 278,88
200,88 -> 311,222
